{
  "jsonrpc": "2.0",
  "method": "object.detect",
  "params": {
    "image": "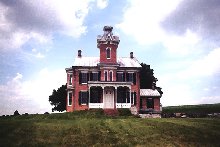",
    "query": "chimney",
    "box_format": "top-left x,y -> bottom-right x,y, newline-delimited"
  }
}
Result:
130,52 -> 134,58
78,50 -> 82,57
